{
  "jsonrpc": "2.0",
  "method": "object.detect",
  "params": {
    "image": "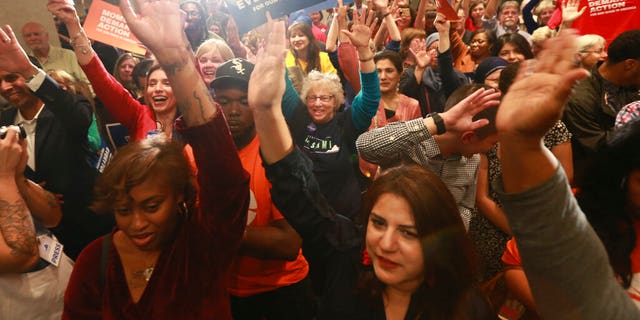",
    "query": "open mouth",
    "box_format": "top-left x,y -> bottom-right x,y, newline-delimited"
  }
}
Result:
130,232 -> 154,248
152,96 -> 168,103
